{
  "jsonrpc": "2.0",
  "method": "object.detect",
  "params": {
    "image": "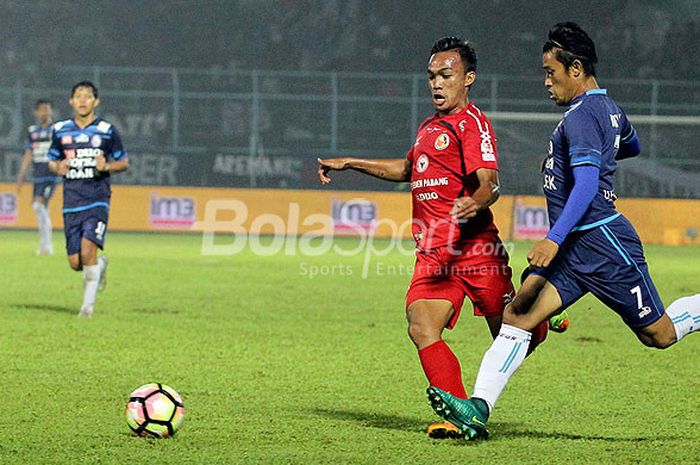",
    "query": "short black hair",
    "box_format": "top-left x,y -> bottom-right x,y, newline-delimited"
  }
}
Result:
35,99 -> 52,108
71,80 -> 99,98
431,36 -> 477,73
543,22 -> 598,77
